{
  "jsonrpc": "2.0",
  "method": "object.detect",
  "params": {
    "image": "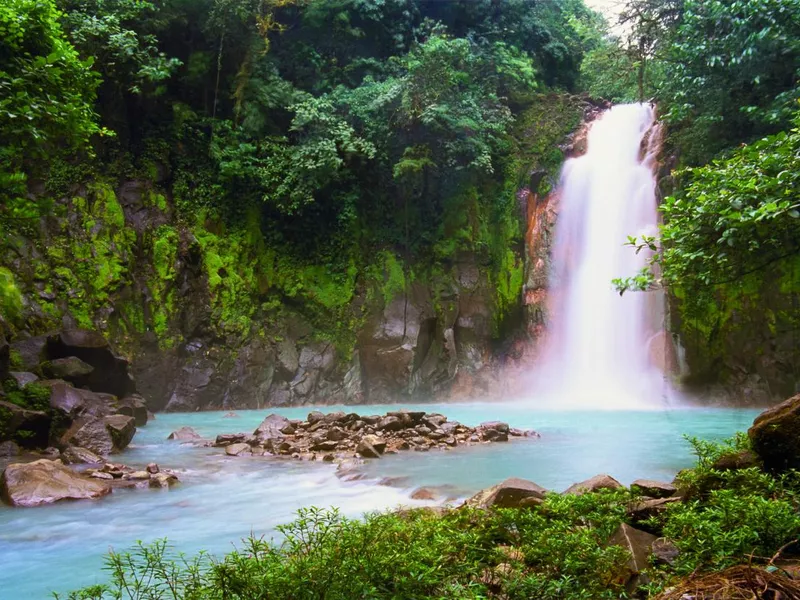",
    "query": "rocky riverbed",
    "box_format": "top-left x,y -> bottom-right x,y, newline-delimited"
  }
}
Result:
201,409 -> 539,462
